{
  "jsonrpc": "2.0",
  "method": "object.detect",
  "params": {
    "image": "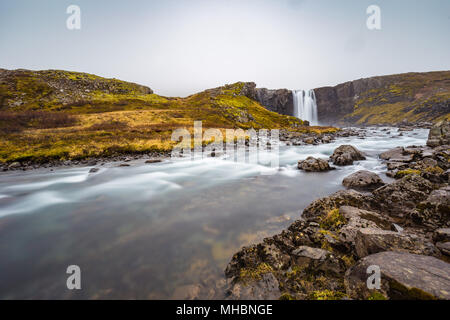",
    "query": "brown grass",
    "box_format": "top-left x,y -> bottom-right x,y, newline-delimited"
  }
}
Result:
0,110 -> 77,133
